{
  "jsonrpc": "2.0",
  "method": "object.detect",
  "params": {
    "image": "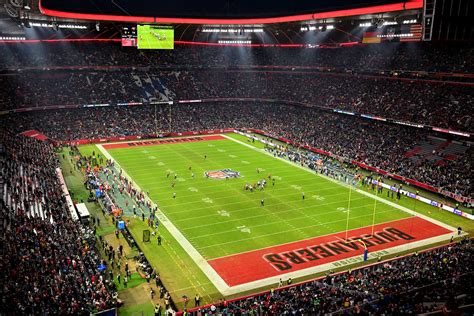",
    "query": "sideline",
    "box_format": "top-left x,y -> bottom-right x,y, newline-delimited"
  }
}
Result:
96,144 -> 230,294
96,134 -> 458,296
